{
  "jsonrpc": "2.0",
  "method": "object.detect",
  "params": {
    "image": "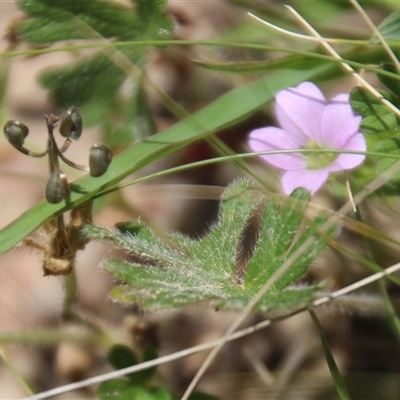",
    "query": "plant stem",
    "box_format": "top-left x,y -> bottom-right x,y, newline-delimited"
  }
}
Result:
62,272 -> 105,337
63,269 -> 78,317
0,346 -> 35,396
